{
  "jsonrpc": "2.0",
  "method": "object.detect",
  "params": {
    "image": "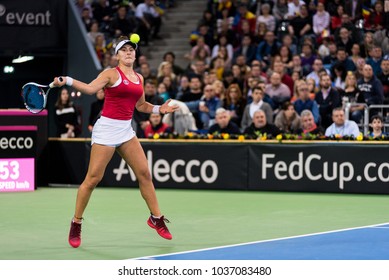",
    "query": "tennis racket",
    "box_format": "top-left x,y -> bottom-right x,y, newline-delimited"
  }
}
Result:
21,77 -> 63,114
